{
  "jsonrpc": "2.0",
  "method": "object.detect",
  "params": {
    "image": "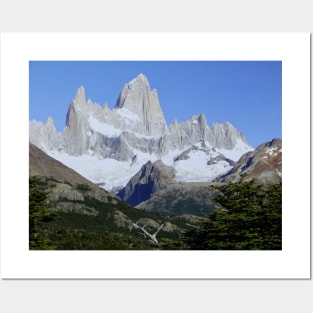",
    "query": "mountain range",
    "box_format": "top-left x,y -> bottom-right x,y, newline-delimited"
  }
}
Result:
30,74 -> 282,210
30,73 -> 257,195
